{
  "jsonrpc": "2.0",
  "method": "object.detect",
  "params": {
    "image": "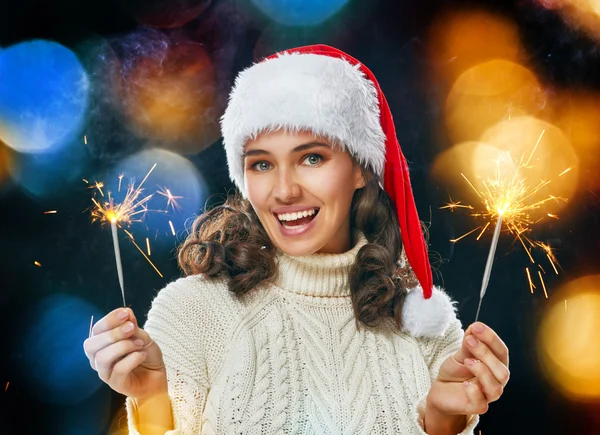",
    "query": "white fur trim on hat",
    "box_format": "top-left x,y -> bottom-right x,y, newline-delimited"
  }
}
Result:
402,286 -> 457,337
221,51 -> 387,198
